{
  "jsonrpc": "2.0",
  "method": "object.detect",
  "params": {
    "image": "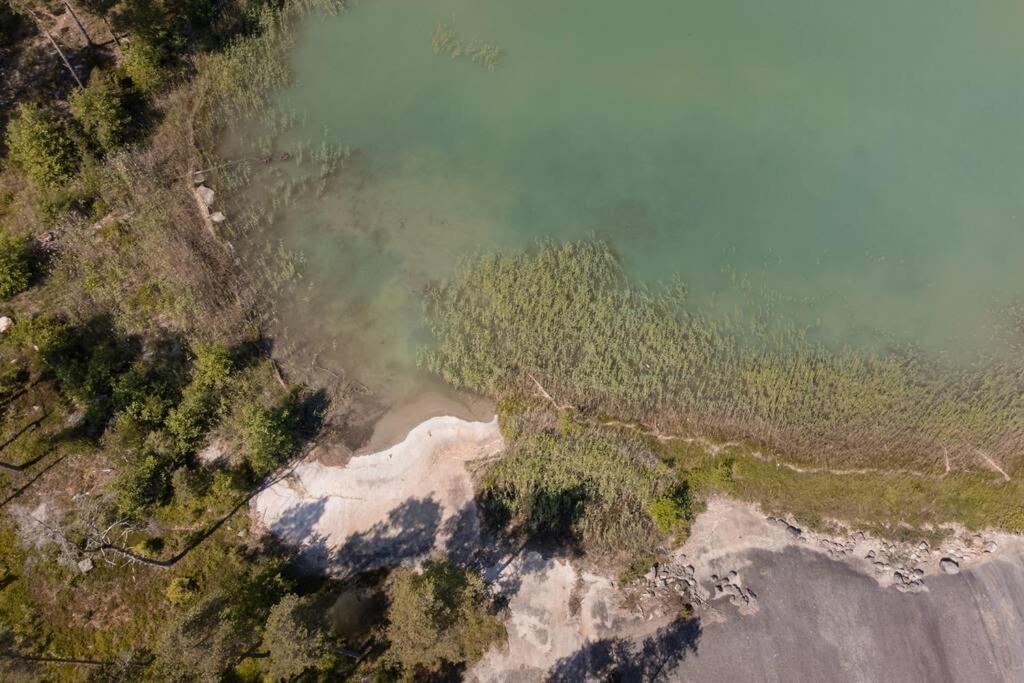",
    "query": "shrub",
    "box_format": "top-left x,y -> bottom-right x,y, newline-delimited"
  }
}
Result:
480,426 -> 682,555
26,316 -> 131,425
111,363 -> 177,430
647,493 -> 688,535
238,398 -> 298,475
112,451 -> 172,517
0,233 -> 32,299
70,70 -> 133,152
385,558 -> 505,677
164,344 -> 233,455
122,38 -> 167,95
165,576 -> 198,606
4,103 -> 81,189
